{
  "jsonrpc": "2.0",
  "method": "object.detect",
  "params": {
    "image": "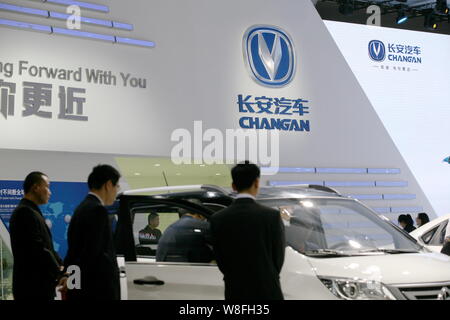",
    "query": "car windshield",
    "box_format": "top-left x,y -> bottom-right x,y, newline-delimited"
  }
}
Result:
258,197 -> 422,257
